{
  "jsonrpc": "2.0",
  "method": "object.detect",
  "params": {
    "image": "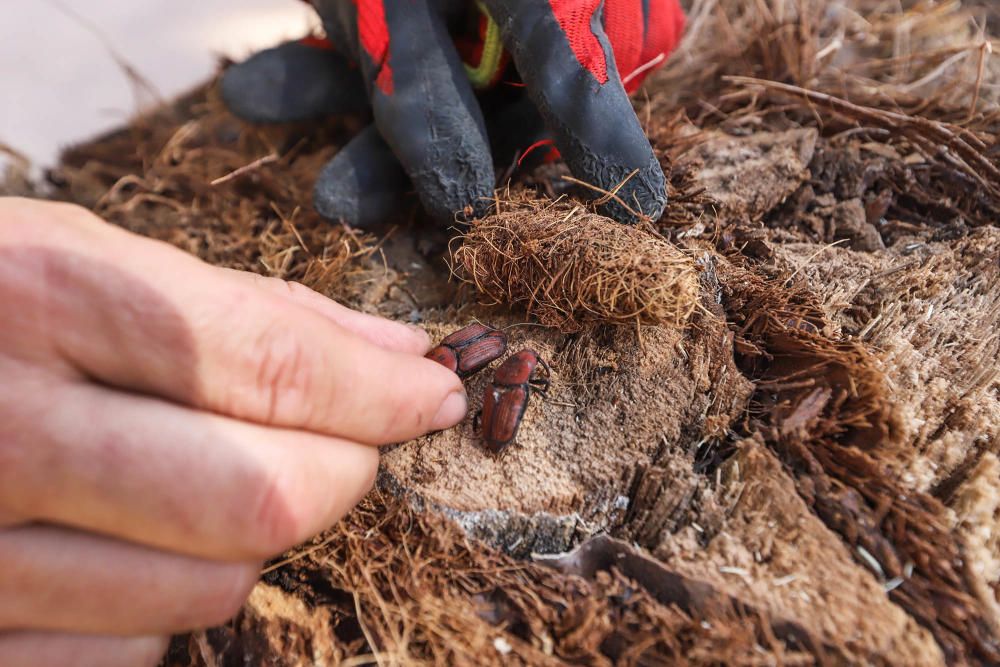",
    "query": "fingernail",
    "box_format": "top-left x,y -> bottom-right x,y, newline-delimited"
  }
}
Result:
406,324 -> 431,347
431,390 -> 468,431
